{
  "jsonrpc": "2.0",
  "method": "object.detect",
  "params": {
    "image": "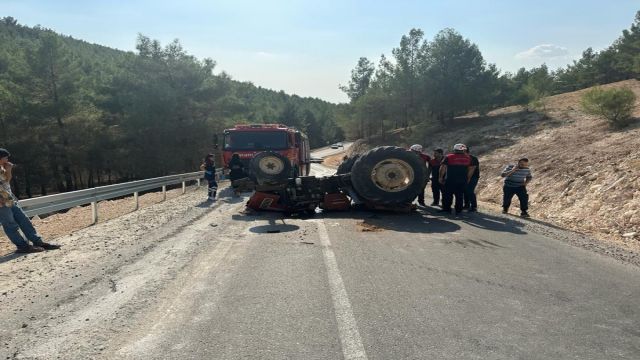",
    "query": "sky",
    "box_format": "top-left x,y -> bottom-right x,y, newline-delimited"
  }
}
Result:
2,1 -> 638,103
